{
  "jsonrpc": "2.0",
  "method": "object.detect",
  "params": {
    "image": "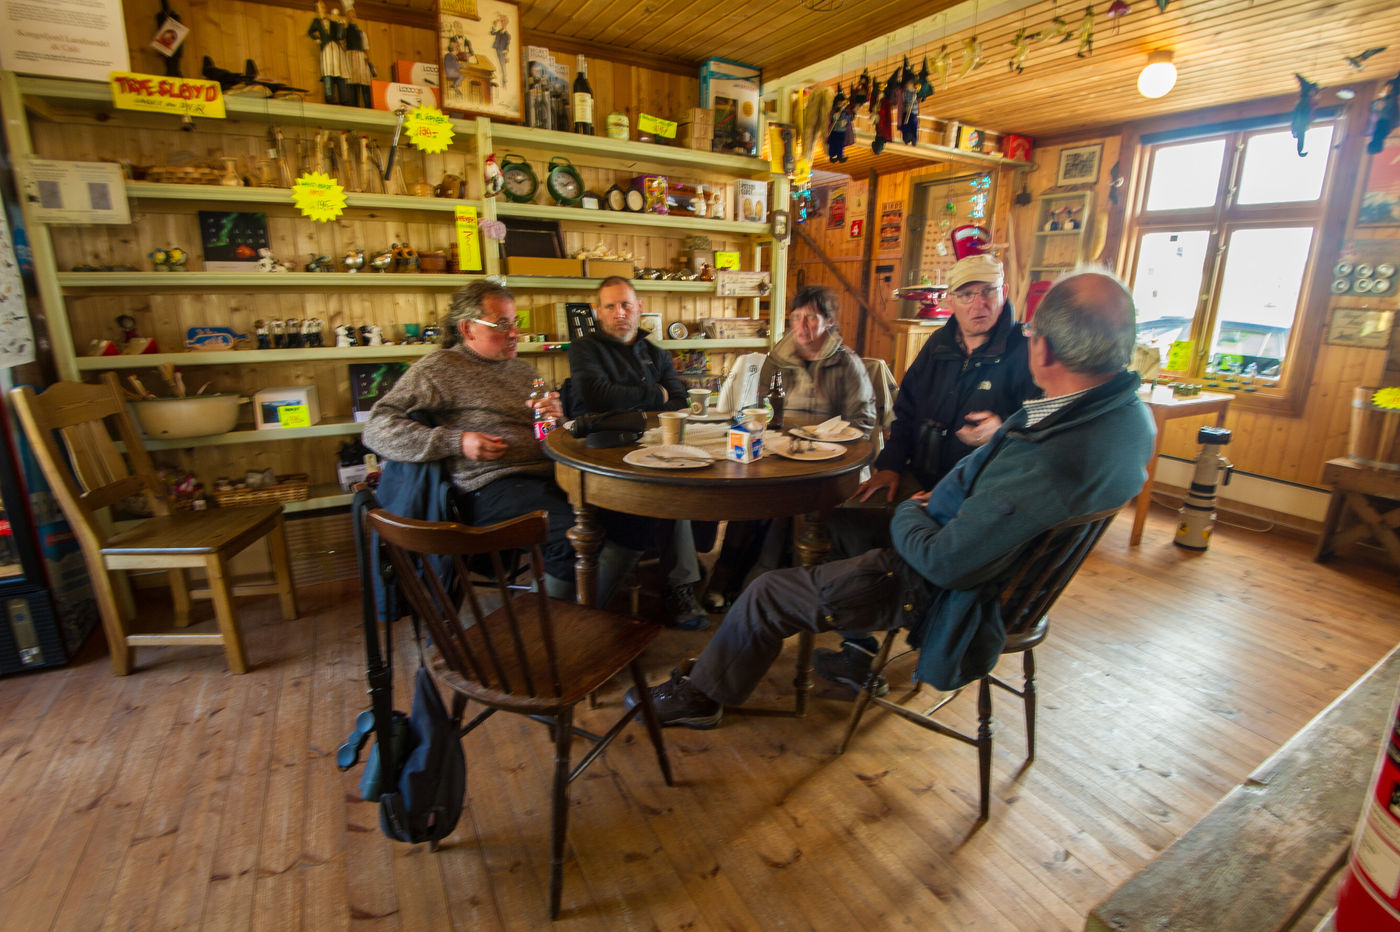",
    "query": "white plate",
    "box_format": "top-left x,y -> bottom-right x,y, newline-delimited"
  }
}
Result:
689,411 -> 734,422
623,444 -> 715,469
790,424 -> 864,443
770,437 -> 845,461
